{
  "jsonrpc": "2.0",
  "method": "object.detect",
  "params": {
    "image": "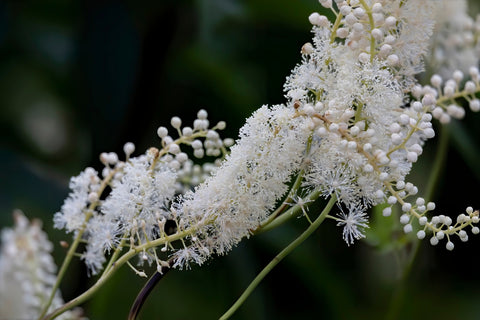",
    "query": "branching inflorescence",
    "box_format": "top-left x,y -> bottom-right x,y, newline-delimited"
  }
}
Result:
1,0 -> 480,319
